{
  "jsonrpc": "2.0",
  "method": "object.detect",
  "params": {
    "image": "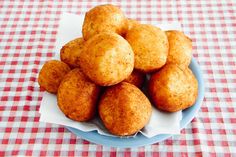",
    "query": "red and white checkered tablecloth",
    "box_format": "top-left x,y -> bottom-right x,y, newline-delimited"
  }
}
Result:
0,0 -> 235,156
